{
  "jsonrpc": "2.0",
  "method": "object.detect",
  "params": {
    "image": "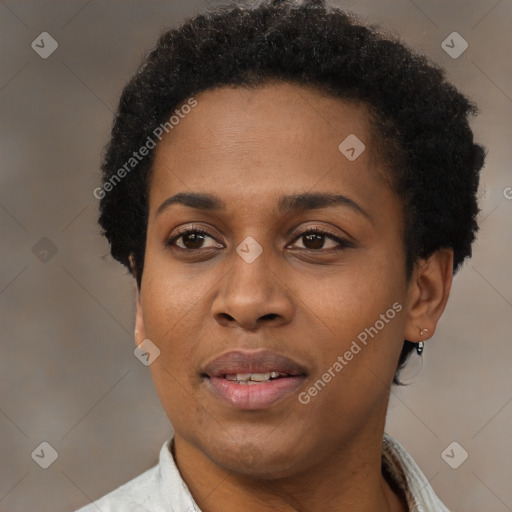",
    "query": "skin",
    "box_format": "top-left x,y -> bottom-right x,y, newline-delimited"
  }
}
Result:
132,82 -> 453,512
